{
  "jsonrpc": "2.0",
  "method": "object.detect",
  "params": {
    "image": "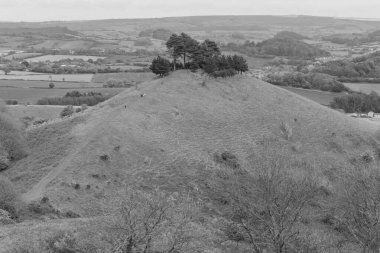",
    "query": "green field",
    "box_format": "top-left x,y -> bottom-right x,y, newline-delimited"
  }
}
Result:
343,82 -> 380,94
0,86 -> 125,104
3,52 -> 43,60
281,86 -> 347,106
92,72 -> 155,83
